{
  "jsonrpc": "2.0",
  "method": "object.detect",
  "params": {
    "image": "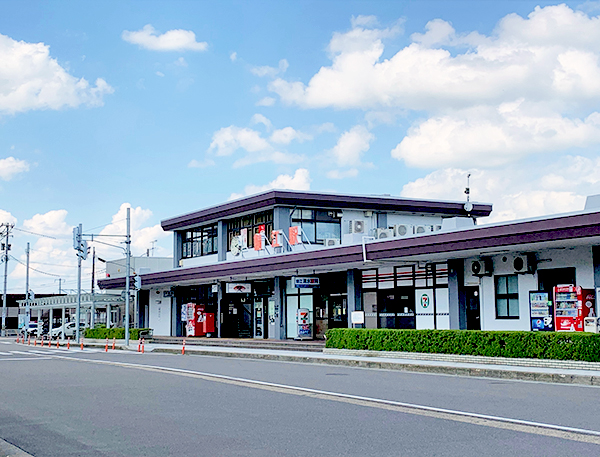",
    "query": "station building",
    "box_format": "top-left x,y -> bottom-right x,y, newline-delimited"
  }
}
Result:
98,190 -> 600,339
